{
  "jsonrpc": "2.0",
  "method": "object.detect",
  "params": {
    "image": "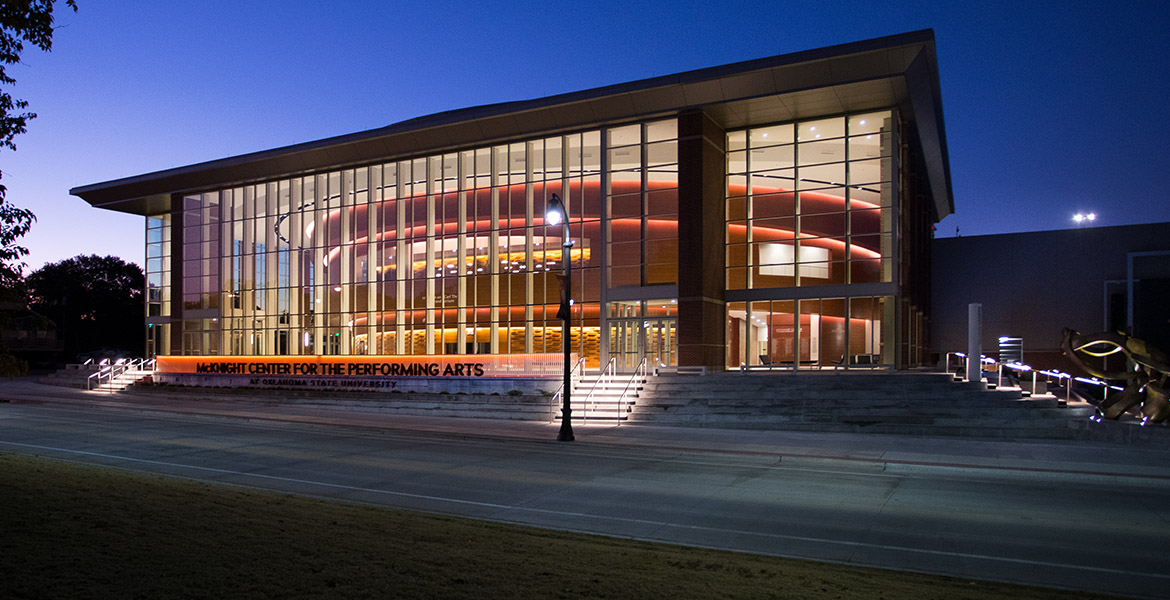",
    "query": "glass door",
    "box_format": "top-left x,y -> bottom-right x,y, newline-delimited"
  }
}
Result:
606,299 -> 678,372
608,318 -> 641,371
644,318 -> 677,369
607,317 -> 678,372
